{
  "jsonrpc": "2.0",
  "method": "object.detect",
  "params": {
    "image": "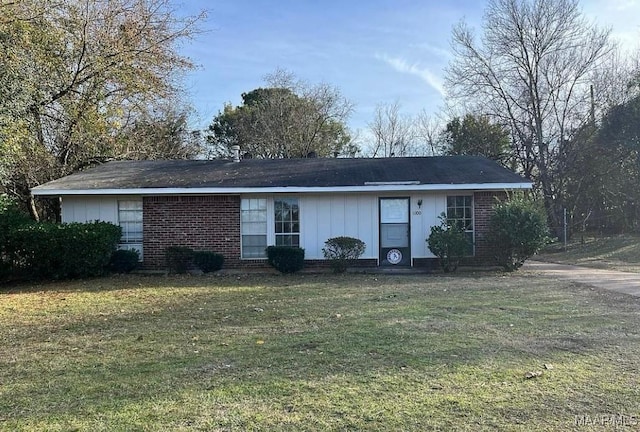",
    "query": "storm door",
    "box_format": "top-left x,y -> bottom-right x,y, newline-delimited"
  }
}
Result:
379,198 -> 411,266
